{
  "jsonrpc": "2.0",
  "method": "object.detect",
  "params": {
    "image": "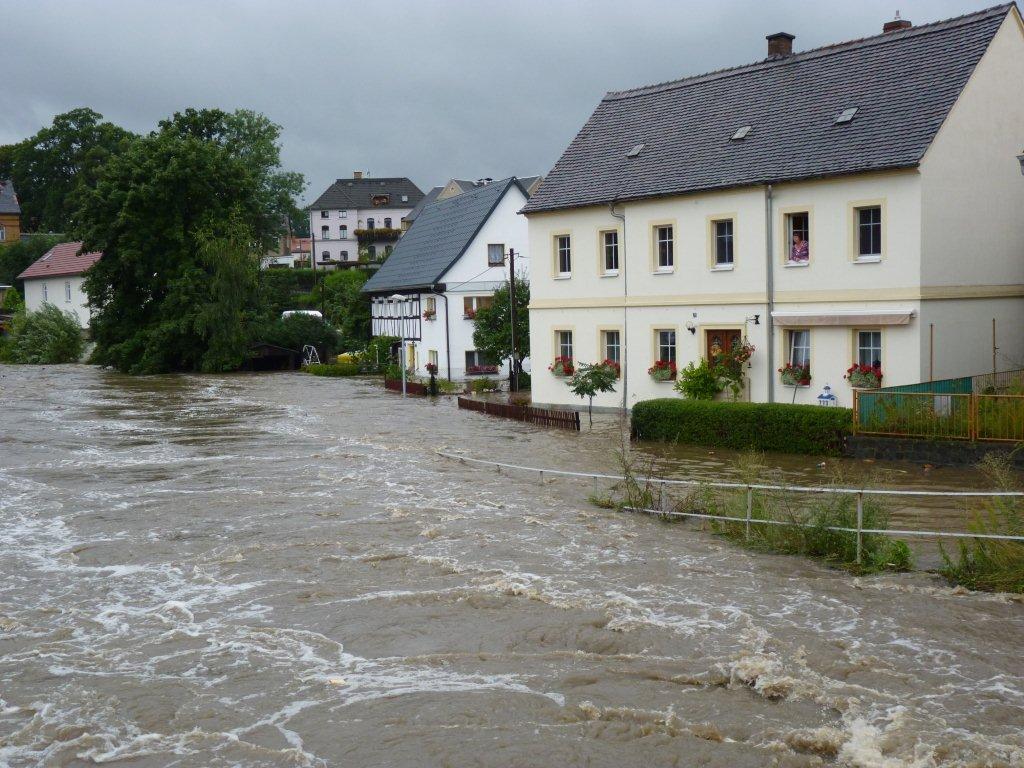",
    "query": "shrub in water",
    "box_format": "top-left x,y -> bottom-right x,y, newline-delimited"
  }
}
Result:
2,304 -> 84,364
